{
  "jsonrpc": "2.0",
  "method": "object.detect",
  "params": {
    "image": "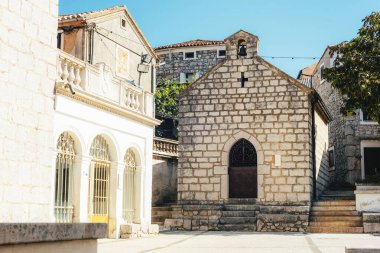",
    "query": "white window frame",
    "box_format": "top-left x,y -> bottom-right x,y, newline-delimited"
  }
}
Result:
360,140 -> 380,179
328,146 -> 335,171
183,51 -> 196,60
217,49 -> 226,58
319,63 -> 325,84
359,109 -> 378,125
